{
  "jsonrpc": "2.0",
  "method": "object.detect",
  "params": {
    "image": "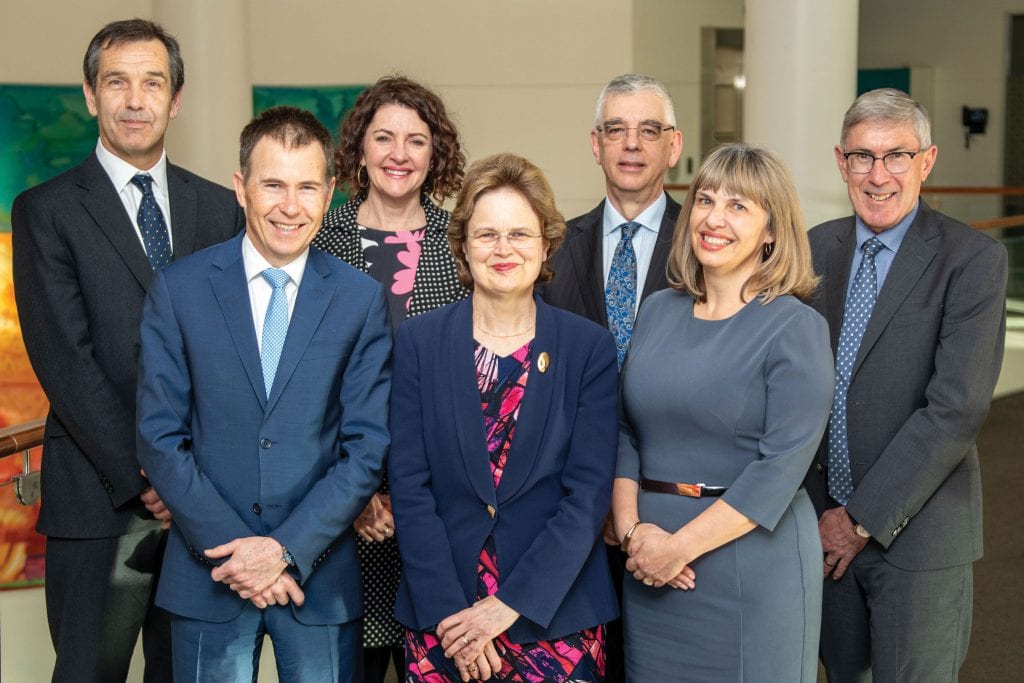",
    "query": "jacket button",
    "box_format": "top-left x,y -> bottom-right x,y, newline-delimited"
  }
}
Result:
260,438 -> 271,449
252,503 -> 262,514
815,463 -> 823,472
486,505 -> 496,519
